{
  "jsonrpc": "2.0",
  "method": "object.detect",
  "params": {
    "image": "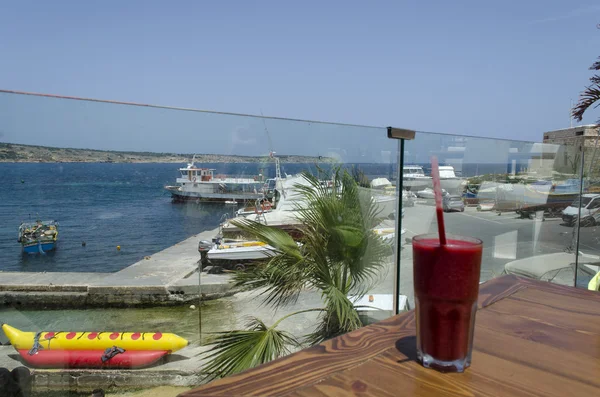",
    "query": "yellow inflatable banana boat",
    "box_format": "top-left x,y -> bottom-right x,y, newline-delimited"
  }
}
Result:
2,324 -> 188,353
